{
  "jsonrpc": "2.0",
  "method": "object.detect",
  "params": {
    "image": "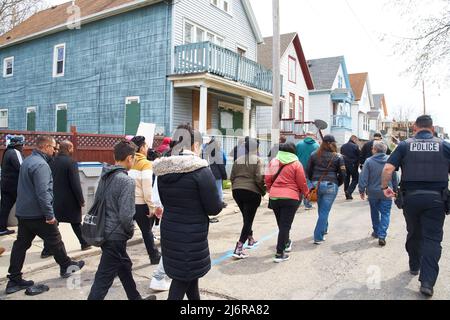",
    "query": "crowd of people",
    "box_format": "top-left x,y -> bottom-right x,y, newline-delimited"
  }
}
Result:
0,114 -> 449,299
